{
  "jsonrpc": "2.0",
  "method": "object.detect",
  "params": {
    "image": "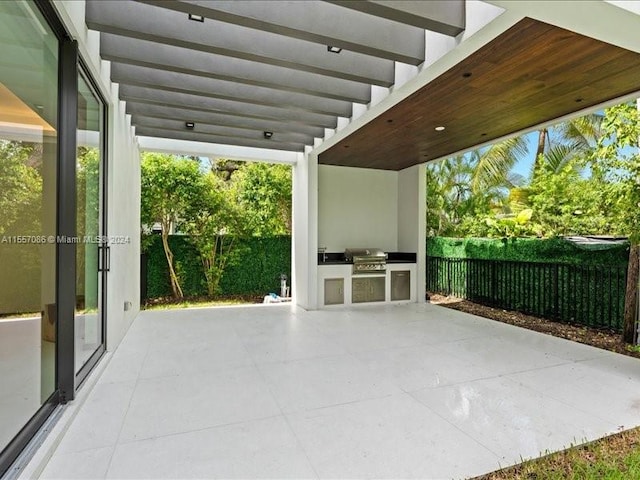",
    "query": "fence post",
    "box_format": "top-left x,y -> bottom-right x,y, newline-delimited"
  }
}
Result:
491,261 -> 497,306
553,263 -> 559,319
